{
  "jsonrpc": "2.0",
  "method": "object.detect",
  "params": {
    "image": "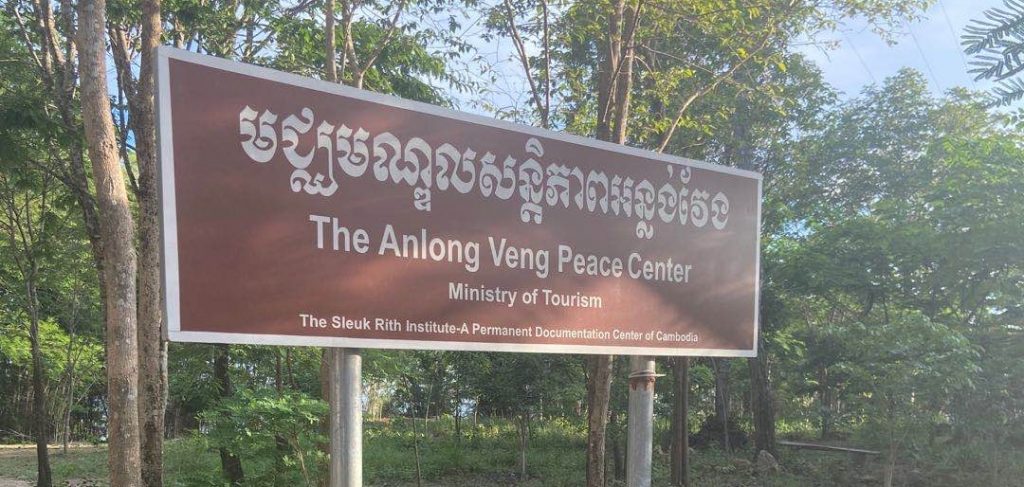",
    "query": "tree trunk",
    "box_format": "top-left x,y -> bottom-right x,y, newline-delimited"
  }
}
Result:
819,366 -> 832,440
413,416 -> 423,487
325,0 -> 337,83
62,369 -> 74,454
214,345 -> 244,484
609,410 -> 624,481
728,90 -> 777,458
712,358 -> 731,450
517,412 -> 530,478
586,355 -> 613,487
274,350 -> 283,393
611,2 -> 637,143
29,287 -> 53,487
594,0 -> 622,142
587,4 -> 638,481
77,1 -> 143,484
883,402 -> 897,487
131,2 -> 167,485
320,3 -> 339,471
453,383 -> 461,441
670,357 -> 689,486
67,148 -> 108,317
749,340 -> 776,457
